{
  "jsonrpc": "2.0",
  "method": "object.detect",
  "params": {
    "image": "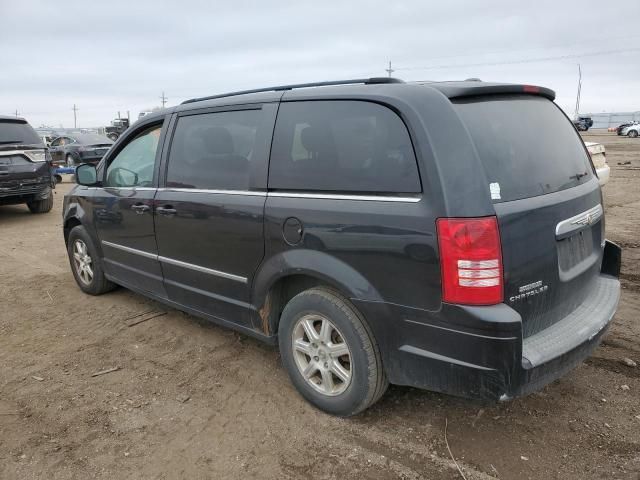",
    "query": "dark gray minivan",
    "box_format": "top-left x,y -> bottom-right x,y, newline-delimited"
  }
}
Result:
63,78 -> 621,416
